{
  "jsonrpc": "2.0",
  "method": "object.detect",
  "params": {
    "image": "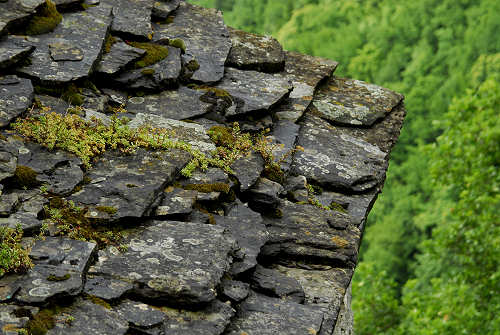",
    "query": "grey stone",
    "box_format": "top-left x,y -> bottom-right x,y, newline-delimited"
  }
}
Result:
215,200 -> 268,275
220,279 -> 250,303
108,0 -> 155,40
261,200 -> 359,268
247,177 -> 284,211
0,190 -> 47,234
0,137 -> 19,182
49,40 -> 84,61
83,275 -> 133,300
96,39 -> 146,75
102,88 -> 127,106
152,0 -> 181,19
70,148 -> 189,221
162,300 -> 234,335
13,237 -> 96,304
155,187 -> 197,217
225,292 -> 324,335
17,4 -> 113,84
333,284 -> 353,335
115,299 -> 165,328
231,151 -> 264,192
88,220 -> 236,306
284,175 -> 308,193
0,193 -> 19,216
226,27 -> 284,73
53,0 -> 85,9
291,113 -> 388,192
0,35 -> 35,70
312,77 -> 403,126
0,75 -> 34,127
269,119 -> 300,173
216,67 -> 292,117
112,46 -> 181,90
251,265 -> 305,303
0,274 -> 23,302
153,2 -> 231,83
46,298 -> 128,334
0,0 -> 46,35
0,304 -> 37,334
126,86 -> 212,120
